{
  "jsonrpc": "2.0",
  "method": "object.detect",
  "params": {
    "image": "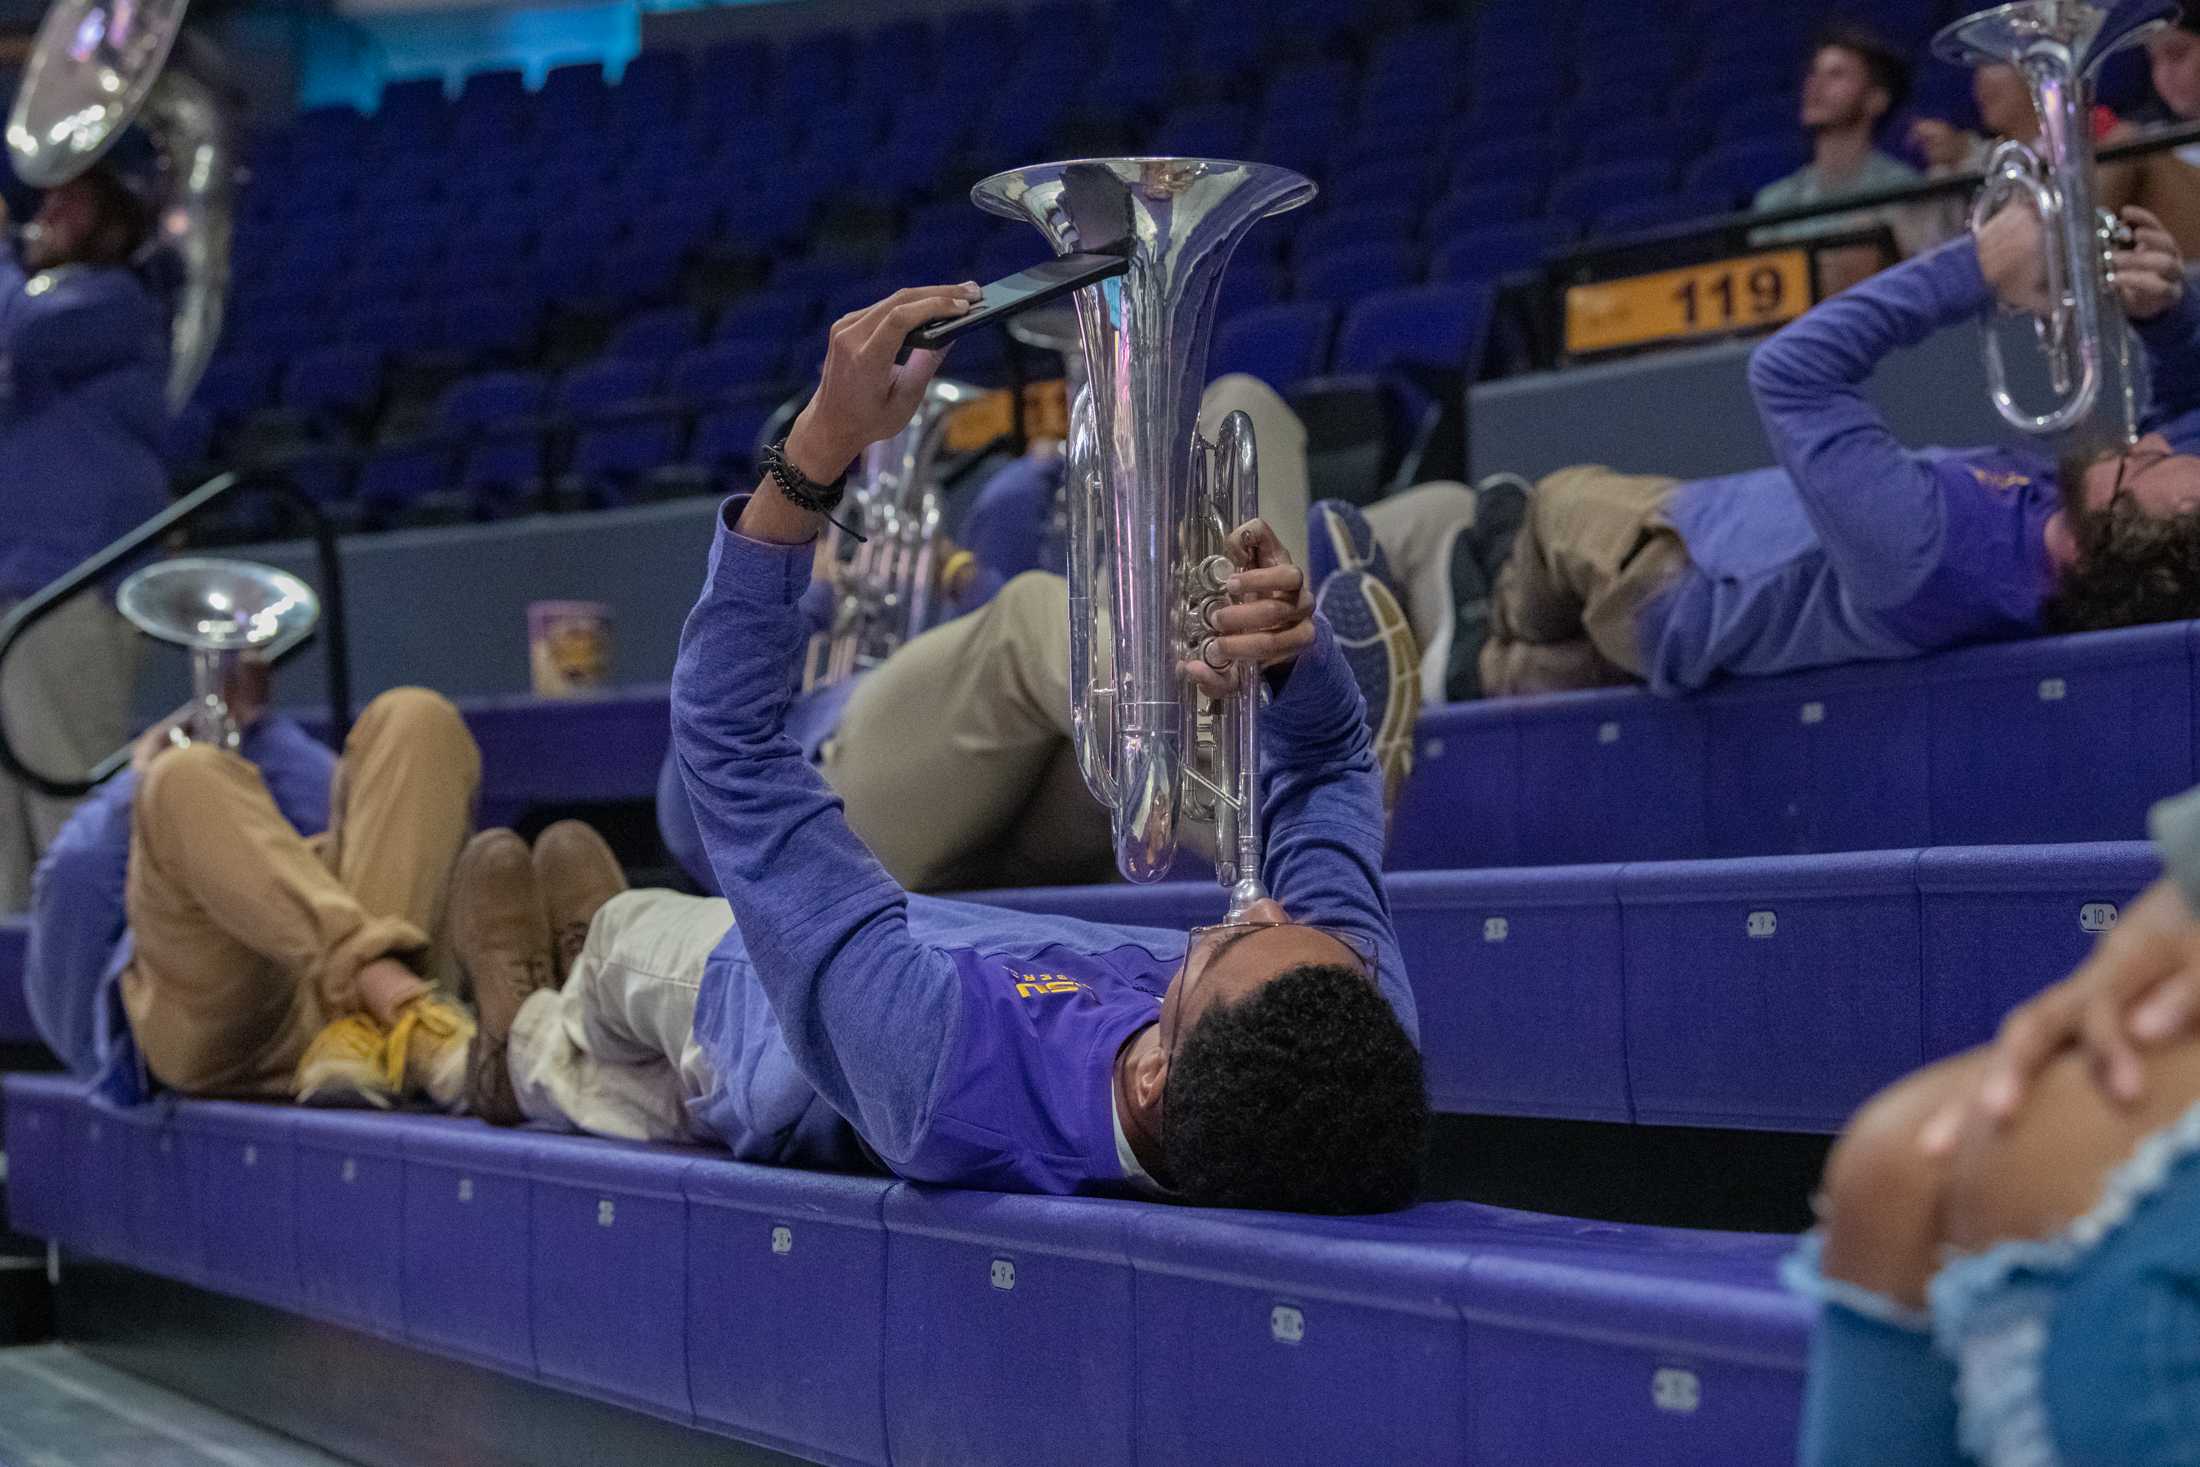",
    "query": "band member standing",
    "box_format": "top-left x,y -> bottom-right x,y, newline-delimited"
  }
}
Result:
0,164 -> 171,912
